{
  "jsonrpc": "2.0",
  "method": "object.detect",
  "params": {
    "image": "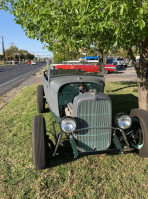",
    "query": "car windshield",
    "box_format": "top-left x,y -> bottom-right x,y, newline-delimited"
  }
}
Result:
107,58 -> 113,64
48,62 -> 105,77
117,58 -> 124,61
